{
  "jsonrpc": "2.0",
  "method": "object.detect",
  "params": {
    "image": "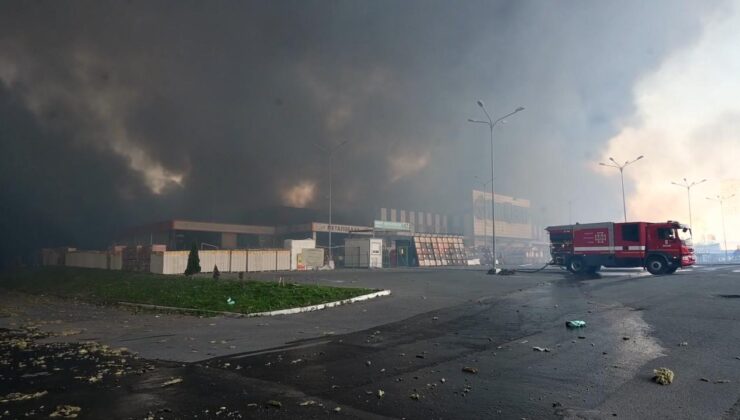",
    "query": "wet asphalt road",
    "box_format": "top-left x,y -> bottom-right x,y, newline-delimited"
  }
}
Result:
2,265 -> 740,419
